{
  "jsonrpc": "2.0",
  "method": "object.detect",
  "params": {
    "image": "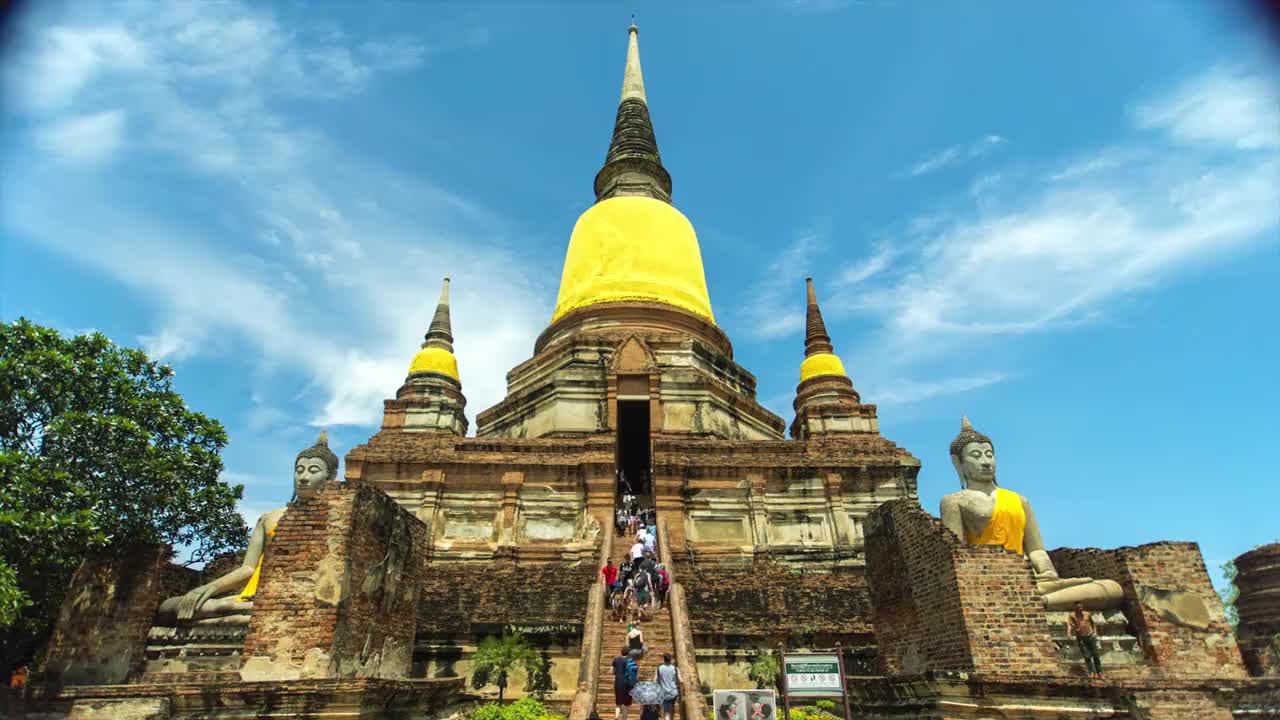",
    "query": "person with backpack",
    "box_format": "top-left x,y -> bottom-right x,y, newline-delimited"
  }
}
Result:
655,653 -> 681,720
612,646 -> 637,720
627,622 -> 646,657
633,567 -> 653,618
